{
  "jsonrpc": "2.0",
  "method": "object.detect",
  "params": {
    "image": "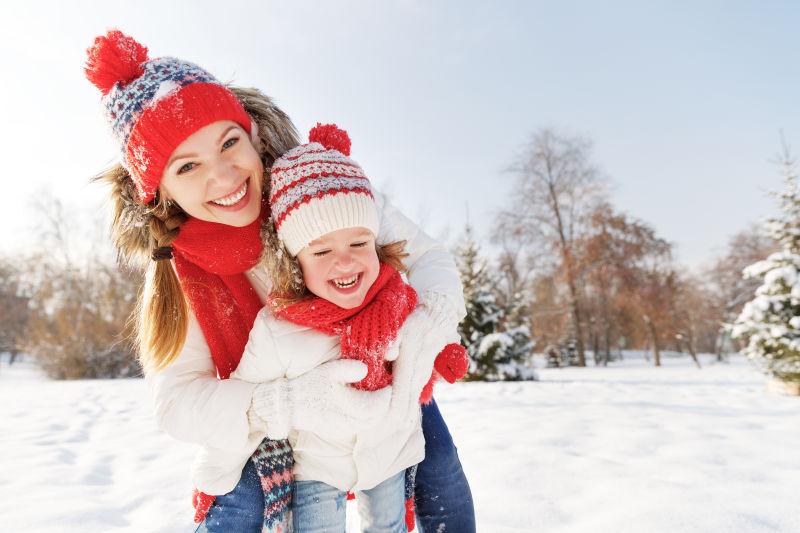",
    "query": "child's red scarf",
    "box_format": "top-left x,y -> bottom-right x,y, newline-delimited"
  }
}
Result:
273,263 -> 417,391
